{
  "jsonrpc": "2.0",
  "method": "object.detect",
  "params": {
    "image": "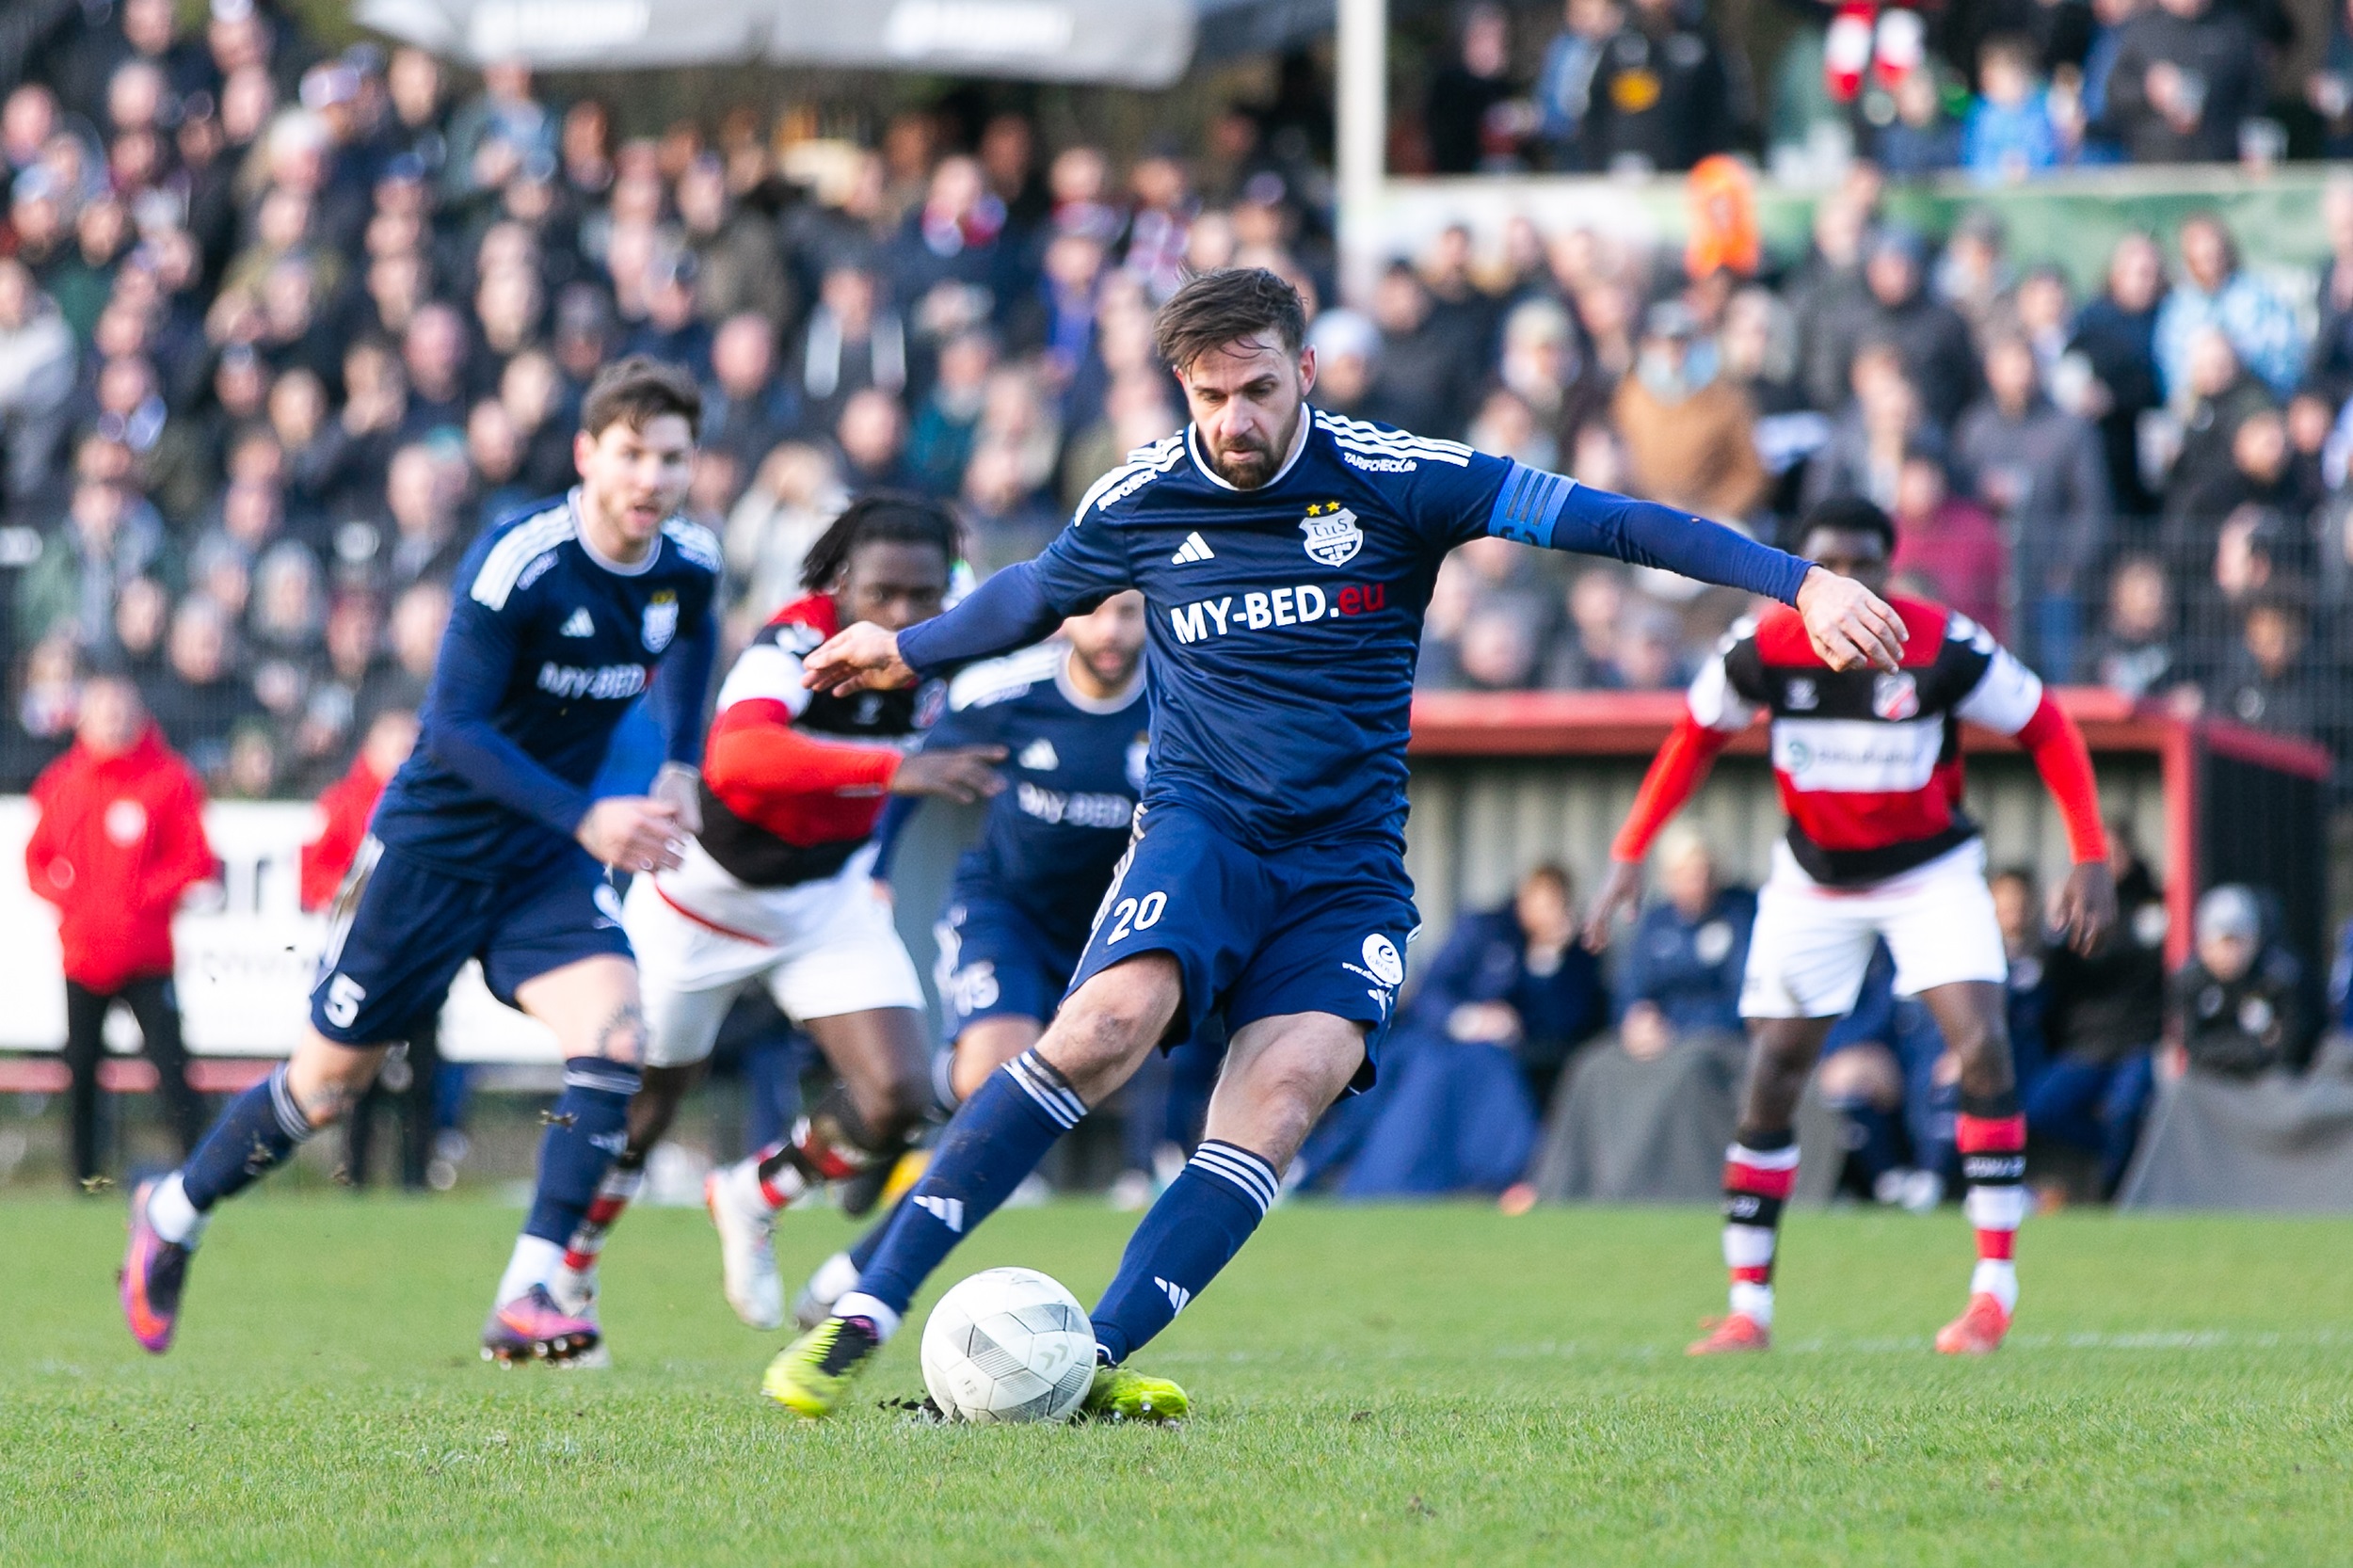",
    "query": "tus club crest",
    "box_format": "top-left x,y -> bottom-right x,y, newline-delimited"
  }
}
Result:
1298,502 -> 1364,567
